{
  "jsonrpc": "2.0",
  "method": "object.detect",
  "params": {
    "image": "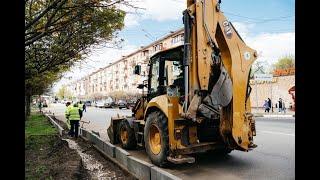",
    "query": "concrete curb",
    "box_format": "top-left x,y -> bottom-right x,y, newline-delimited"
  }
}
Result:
128,156 -> 153,180
79,127 -> 181,180
45,114 -> 64,136
151,166 -> 182,180
253,114 -> 295,118
258,114 -> 295,118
